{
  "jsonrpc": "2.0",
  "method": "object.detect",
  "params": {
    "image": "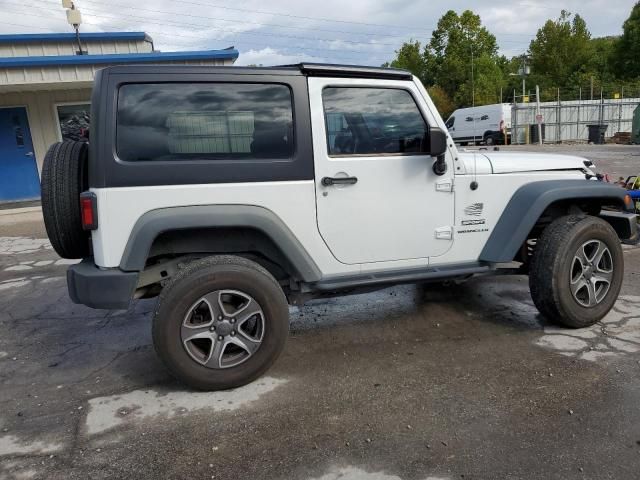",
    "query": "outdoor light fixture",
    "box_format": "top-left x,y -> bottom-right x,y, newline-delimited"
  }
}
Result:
62,0 -> 87,55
